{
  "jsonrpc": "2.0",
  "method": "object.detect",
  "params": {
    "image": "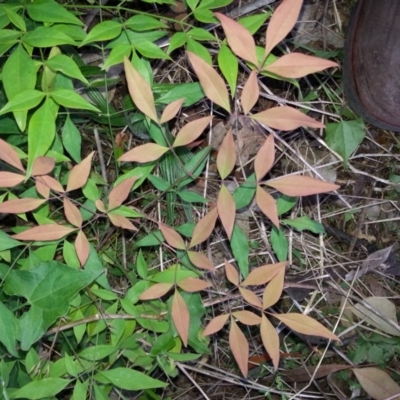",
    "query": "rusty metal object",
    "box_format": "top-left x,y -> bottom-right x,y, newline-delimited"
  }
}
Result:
344,0 -> 400,131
